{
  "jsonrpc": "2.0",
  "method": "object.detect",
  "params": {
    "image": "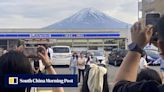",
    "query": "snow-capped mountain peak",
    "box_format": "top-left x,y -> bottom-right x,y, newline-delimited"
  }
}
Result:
44,8 -> 130,29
